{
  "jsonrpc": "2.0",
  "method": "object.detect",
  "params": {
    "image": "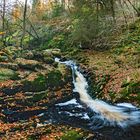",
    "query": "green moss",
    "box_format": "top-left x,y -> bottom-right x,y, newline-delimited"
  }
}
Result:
119,80 -> 140,103
23,74 -> 48,92
89,74 -> 110,99
60,130 -> 83,140
121,80 -> 140,94
32,92 -> 48,102
0,68 -> 19,81
47,70 -> 63,89
44,56 -> 54,64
